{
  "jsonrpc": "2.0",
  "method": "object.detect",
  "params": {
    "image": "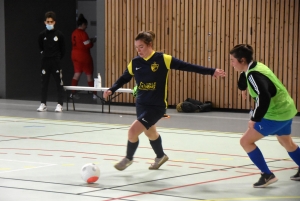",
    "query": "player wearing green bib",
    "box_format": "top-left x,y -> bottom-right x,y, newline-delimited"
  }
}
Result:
230,44 -> 300,188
